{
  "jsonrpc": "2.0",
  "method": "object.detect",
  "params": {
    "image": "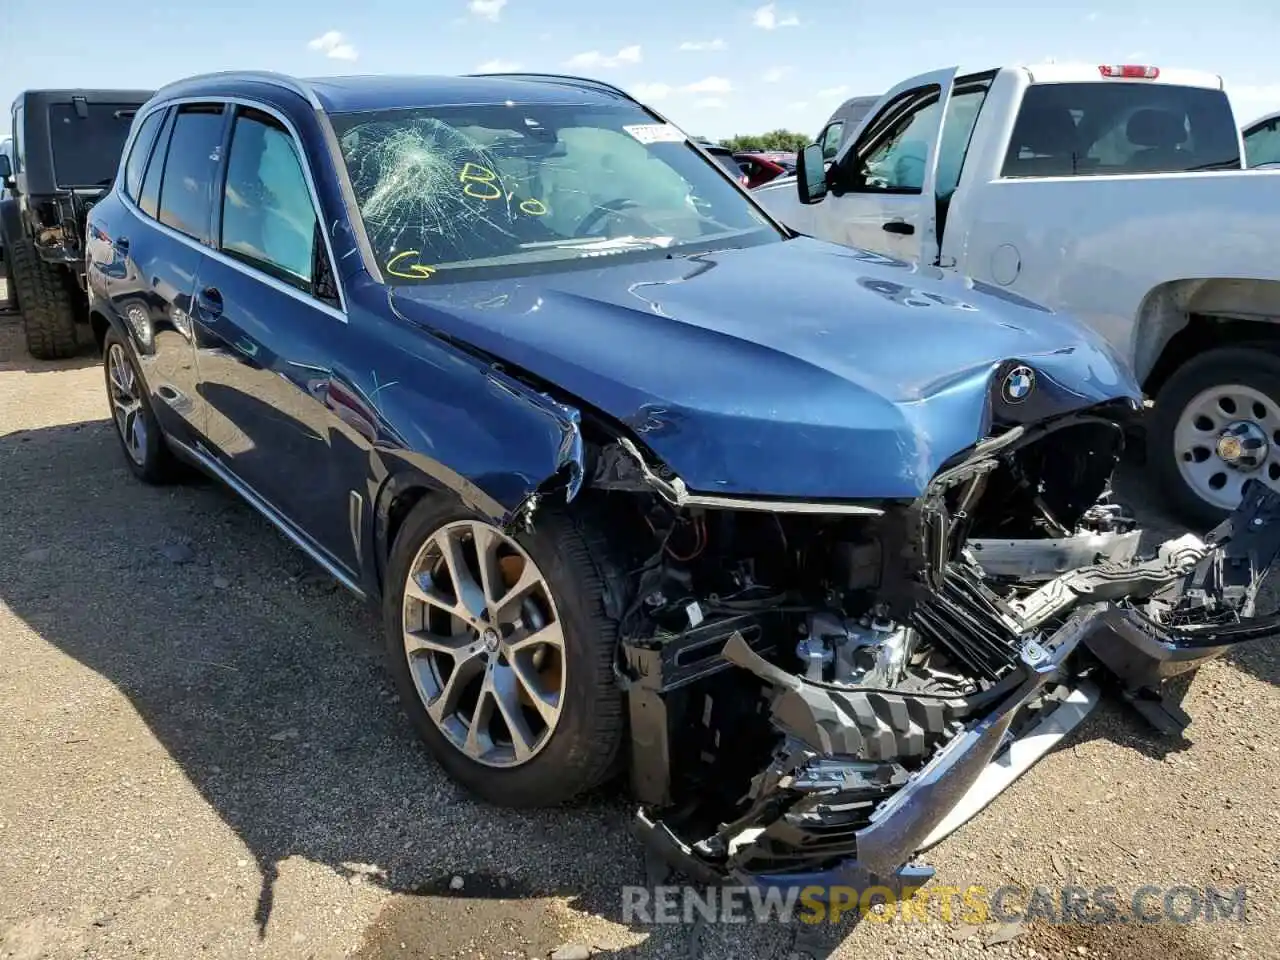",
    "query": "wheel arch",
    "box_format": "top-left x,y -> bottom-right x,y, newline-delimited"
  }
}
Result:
1137,278 -> 1280,396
